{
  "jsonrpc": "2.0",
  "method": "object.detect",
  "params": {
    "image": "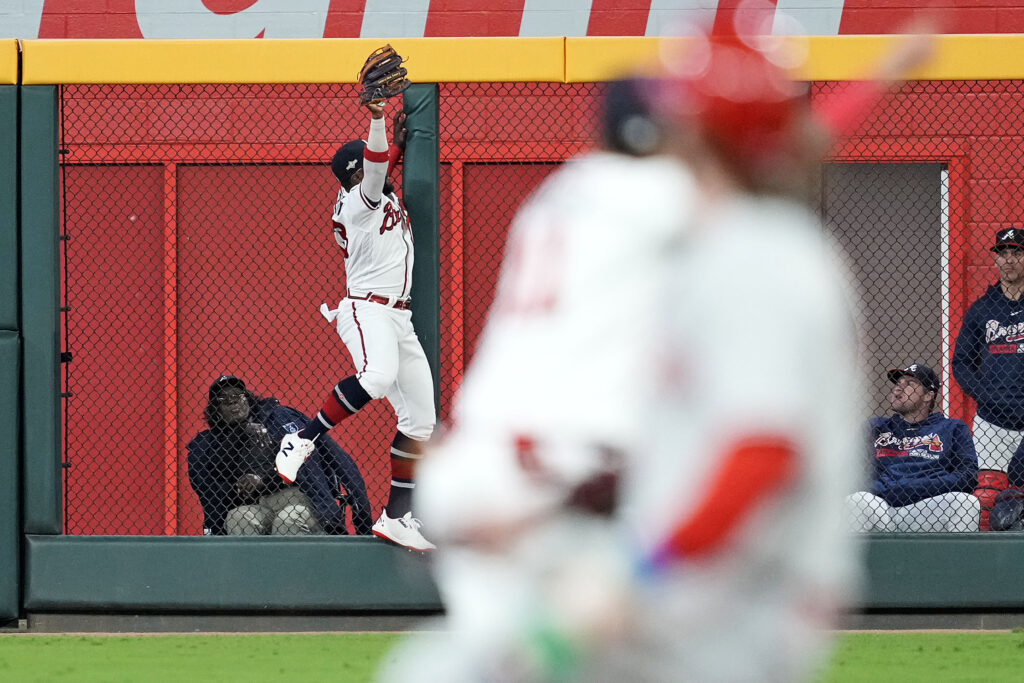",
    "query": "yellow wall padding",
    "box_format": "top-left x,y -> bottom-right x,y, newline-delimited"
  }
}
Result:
18,35 -> 1024,85
0,41 -> 17,85
19,38 -> 563,85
